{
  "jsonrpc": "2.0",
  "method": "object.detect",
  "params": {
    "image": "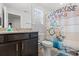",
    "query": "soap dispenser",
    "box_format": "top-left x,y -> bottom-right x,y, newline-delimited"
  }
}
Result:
6,23 -> 13,32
